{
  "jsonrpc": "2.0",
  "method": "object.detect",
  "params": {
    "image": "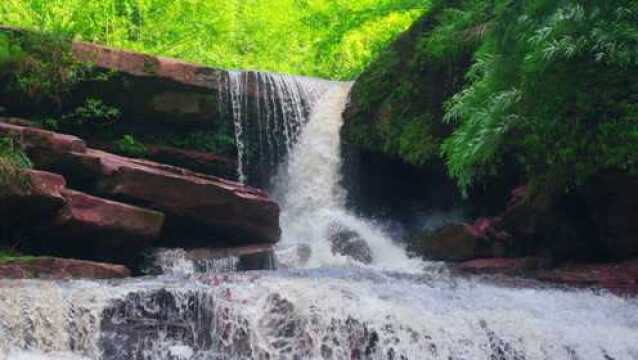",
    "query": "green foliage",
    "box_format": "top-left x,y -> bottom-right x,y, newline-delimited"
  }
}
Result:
169,131 -> 236,156
440,0 -> 638,191
60,98 -> 121,129
0,136 -> 32,195
0,0 -> 428,80
116,134 -> 147,158
0,250 -> 35,263
0,31 -> 93,105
